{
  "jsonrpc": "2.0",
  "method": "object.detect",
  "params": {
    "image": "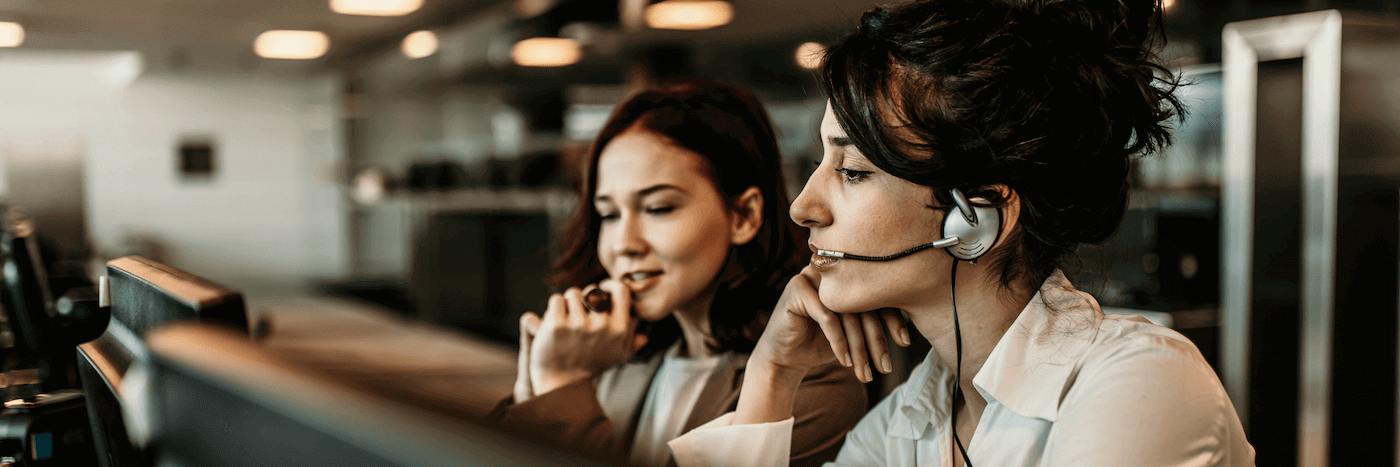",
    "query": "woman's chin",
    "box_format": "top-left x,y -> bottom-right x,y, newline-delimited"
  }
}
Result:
632,302 -> 672,322
818,287 -> 881,314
